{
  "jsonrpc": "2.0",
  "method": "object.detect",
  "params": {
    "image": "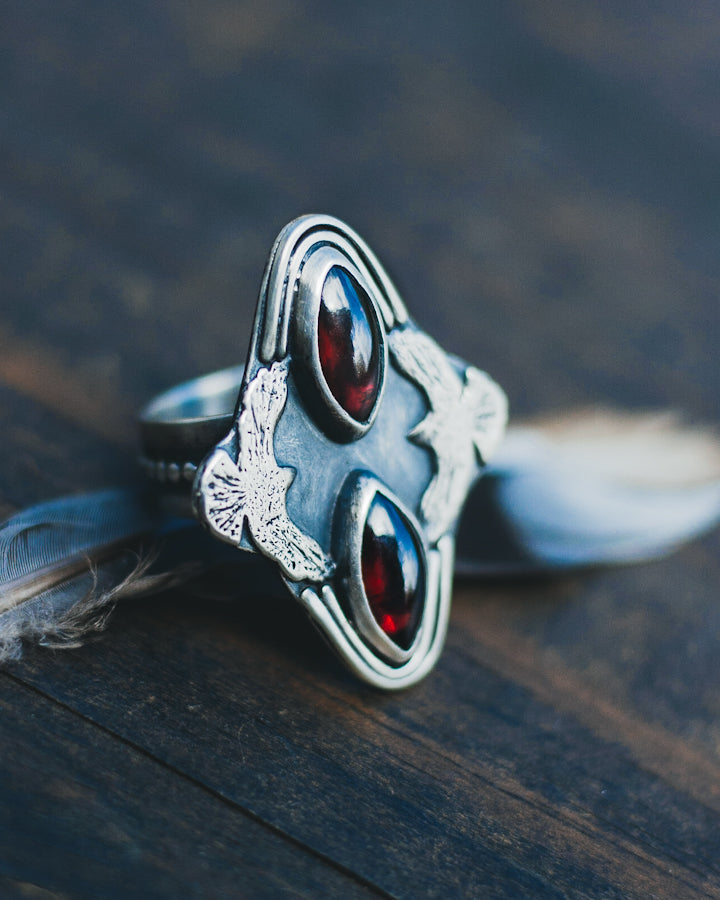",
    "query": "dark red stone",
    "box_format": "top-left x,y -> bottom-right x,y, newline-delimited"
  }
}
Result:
361,493 -> 424,650
318,266 -> 380,422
